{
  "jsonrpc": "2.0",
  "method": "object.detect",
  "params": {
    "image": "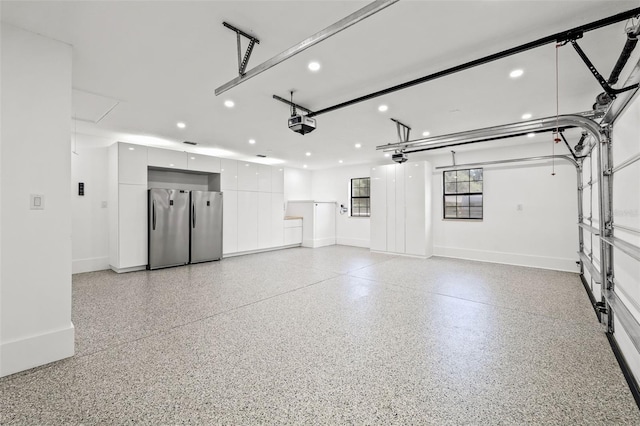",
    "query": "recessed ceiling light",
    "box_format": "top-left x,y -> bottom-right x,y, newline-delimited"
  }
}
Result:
308,61 -> 321,72
305,152 -> 311,156
384,153 -> 390,157
338,160 -> 343,163
128,147 -> 135,151
422,131 -> 430,137
176,122 -> 186,129
249,139 -> 256,144
509,69 -> 524,78
521,113 -> 532,120
378,105 -> 388,112
224,100 -> 235,108
303,164 -> 308,168
190,156 -> 196,160
527,133 -> 535,138
355,143 -> 362,148
169,163 -> 175,167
